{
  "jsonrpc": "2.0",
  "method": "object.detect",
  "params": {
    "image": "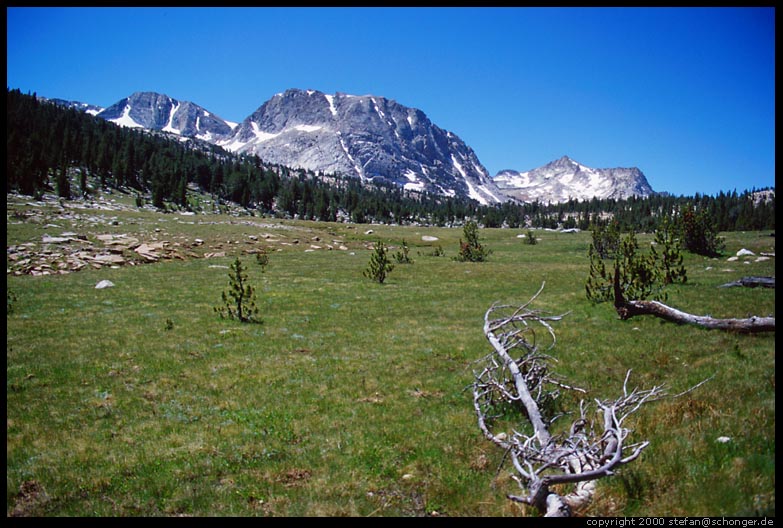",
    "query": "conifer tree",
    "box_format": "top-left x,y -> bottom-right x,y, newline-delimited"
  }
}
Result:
363,240 -> 395,283
586,230 -> 667,304
214,257 -> 261,323
677,203 -> 725,257
650,216 -> 687,285
455,220 -> 491,262
394,239 -> 414,264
